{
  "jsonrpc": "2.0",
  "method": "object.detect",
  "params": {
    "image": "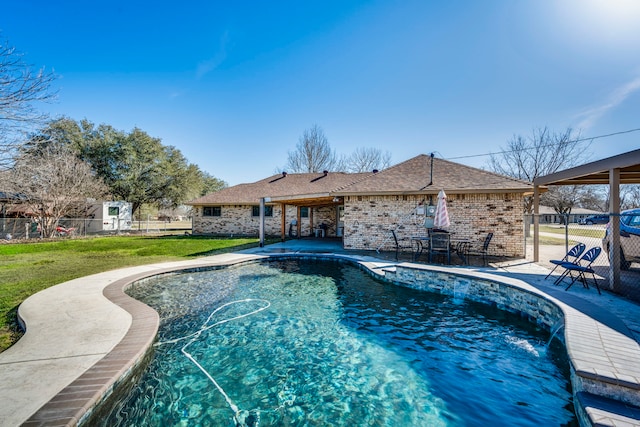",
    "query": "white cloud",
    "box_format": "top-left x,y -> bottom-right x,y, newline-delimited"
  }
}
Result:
196,31 -> 230,79
575,75 -> 640,130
